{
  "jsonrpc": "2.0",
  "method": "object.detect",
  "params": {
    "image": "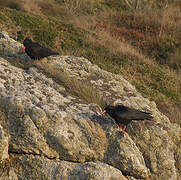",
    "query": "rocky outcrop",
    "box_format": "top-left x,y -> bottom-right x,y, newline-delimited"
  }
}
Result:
0,31 -> 30,61
0,32 -> 180,179
5,155 -> 127,180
